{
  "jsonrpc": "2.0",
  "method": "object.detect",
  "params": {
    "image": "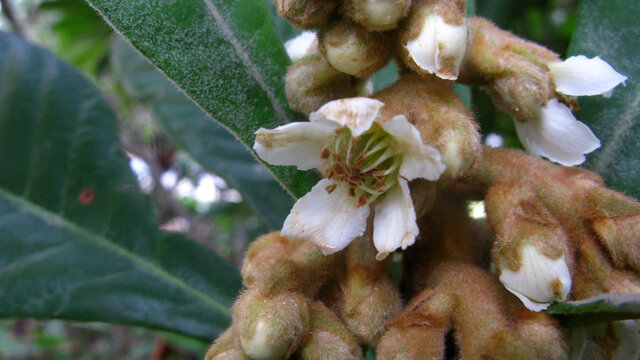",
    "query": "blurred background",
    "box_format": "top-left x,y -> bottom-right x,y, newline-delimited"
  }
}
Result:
0,0 -> 578,358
